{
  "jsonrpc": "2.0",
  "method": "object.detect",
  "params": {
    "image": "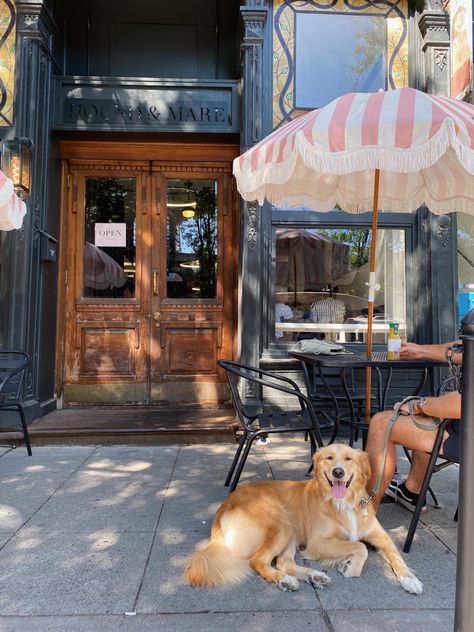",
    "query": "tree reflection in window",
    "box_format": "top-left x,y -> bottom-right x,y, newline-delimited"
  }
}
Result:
166,179 -> 217,299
